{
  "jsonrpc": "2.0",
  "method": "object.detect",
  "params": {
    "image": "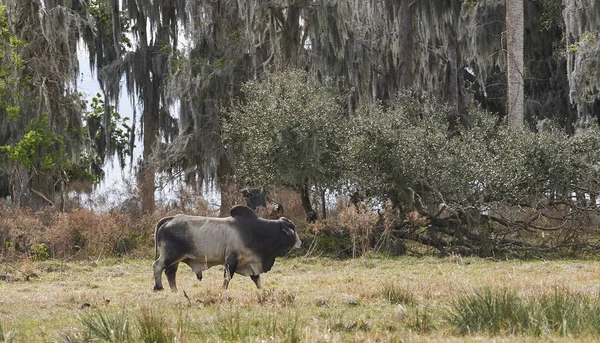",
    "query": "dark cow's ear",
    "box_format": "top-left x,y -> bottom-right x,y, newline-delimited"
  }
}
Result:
281,224 -> 296,240
230,205 -> 259,219
280,218 -> 296,240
